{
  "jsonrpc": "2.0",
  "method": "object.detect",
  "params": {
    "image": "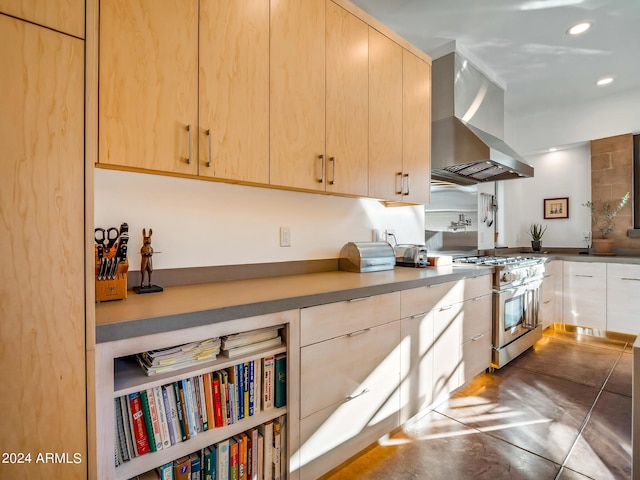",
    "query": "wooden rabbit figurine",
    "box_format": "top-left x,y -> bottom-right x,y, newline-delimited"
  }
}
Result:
140,228 -> 154,288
